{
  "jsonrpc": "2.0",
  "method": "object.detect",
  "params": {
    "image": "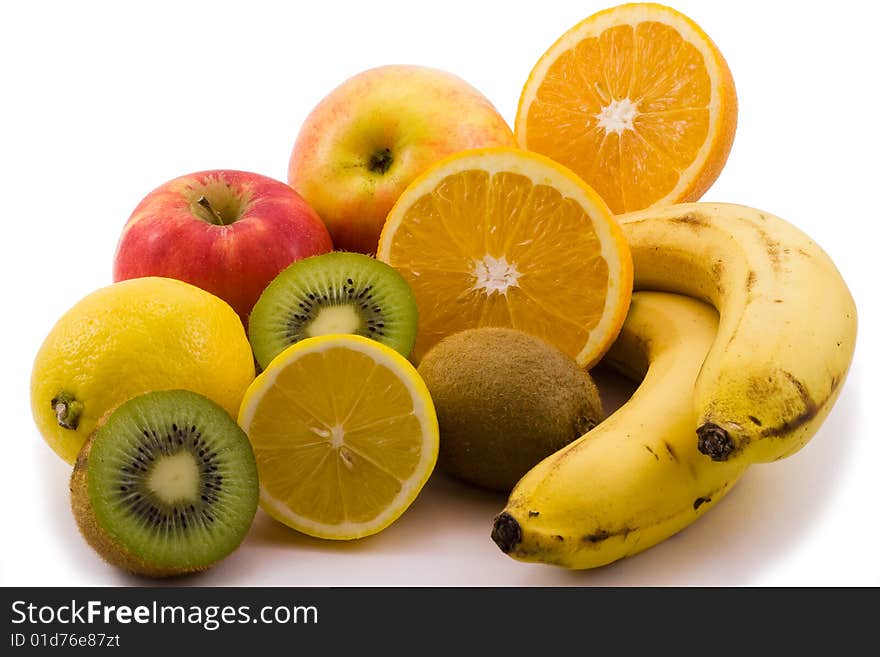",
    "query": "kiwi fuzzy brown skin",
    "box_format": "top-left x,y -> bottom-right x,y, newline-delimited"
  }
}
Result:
417,327 -> 604,492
